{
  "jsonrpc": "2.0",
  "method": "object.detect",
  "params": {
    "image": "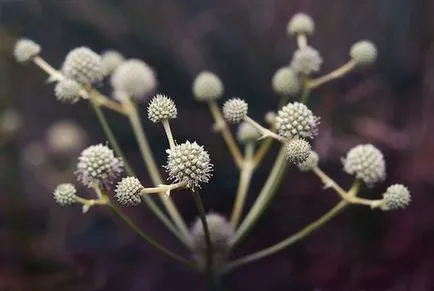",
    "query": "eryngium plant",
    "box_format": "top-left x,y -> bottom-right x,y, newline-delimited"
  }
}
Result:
15,12 -> 409,290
